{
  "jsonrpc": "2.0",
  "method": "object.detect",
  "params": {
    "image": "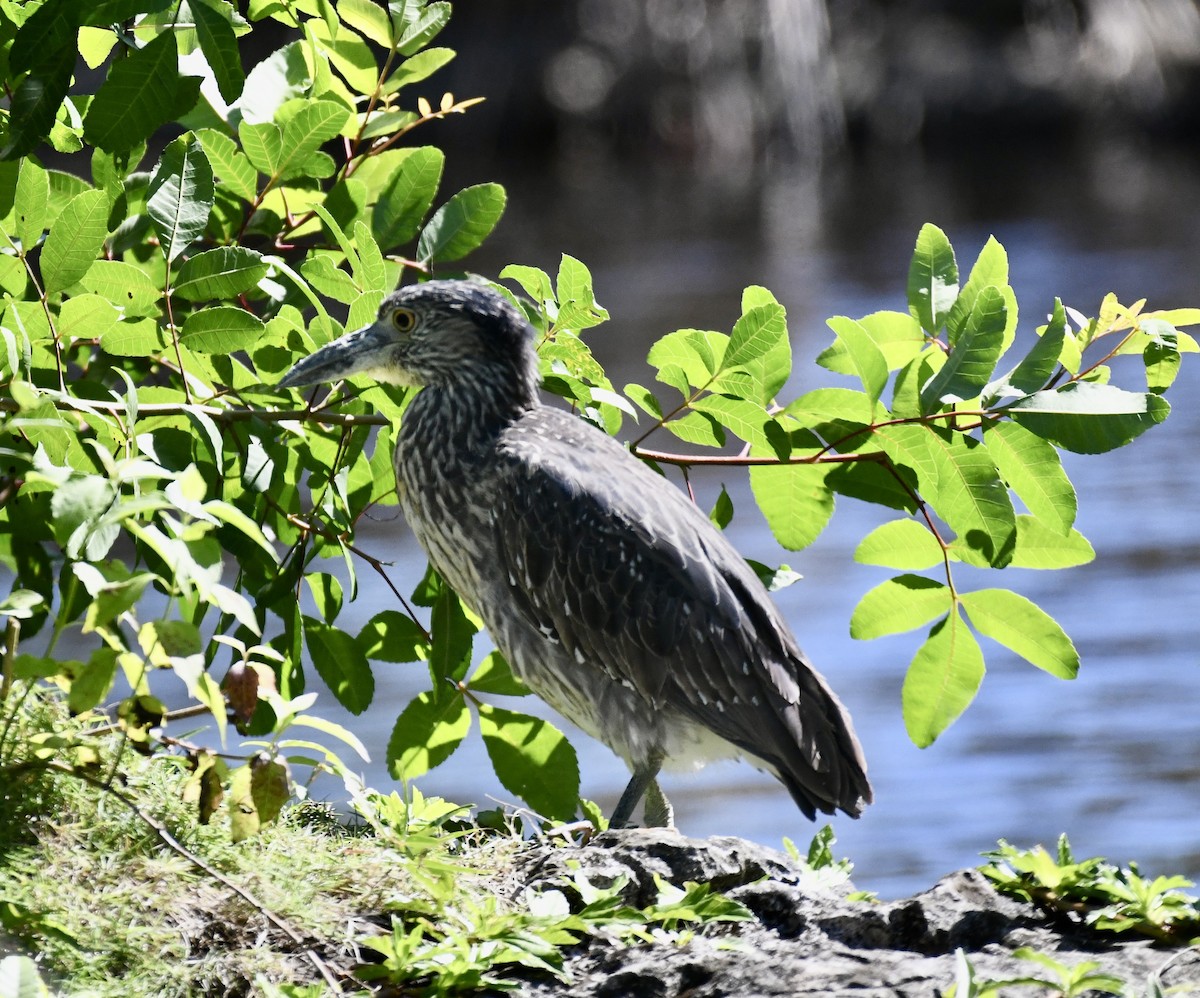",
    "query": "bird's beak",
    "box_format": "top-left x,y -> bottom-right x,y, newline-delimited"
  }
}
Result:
276,321 -> 393,389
